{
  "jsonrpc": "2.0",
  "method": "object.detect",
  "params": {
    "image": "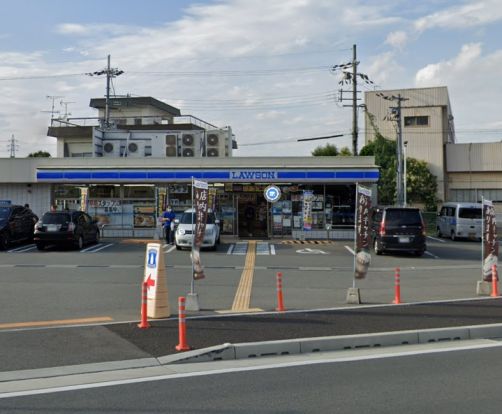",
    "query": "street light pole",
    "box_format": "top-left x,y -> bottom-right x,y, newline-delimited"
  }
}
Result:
403,141 -> 408,207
